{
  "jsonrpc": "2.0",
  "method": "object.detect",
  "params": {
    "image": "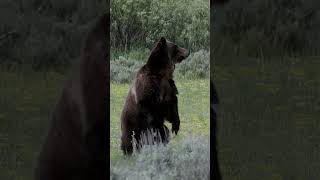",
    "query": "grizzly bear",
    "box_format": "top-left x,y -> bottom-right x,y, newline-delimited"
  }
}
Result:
34,13 -> 109,180
211,80 -> 221,180
211,1 -> 229,179
120,37 -> 189,155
